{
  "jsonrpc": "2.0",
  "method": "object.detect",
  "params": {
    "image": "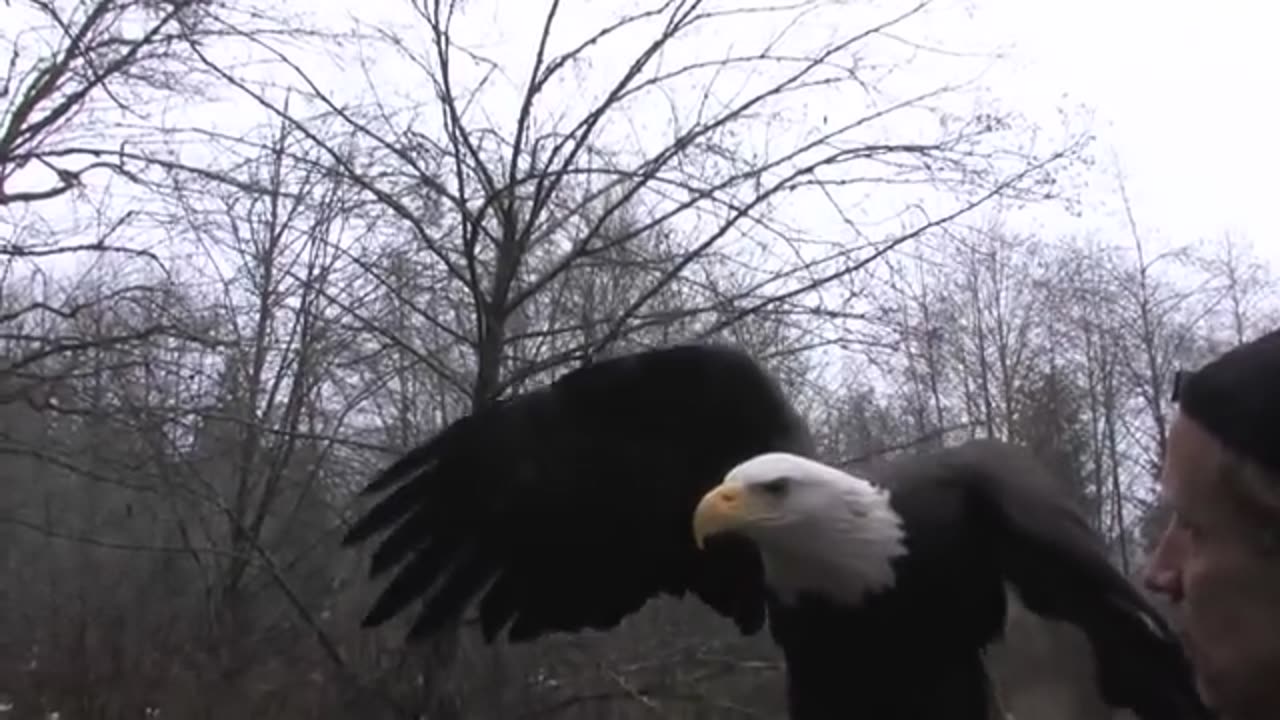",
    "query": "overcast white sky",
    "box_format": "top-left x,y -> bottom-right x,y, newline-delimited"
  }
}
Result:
976,0 -> 1277,261
4,0 -> 1275,274
308,0 -> 1276,264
